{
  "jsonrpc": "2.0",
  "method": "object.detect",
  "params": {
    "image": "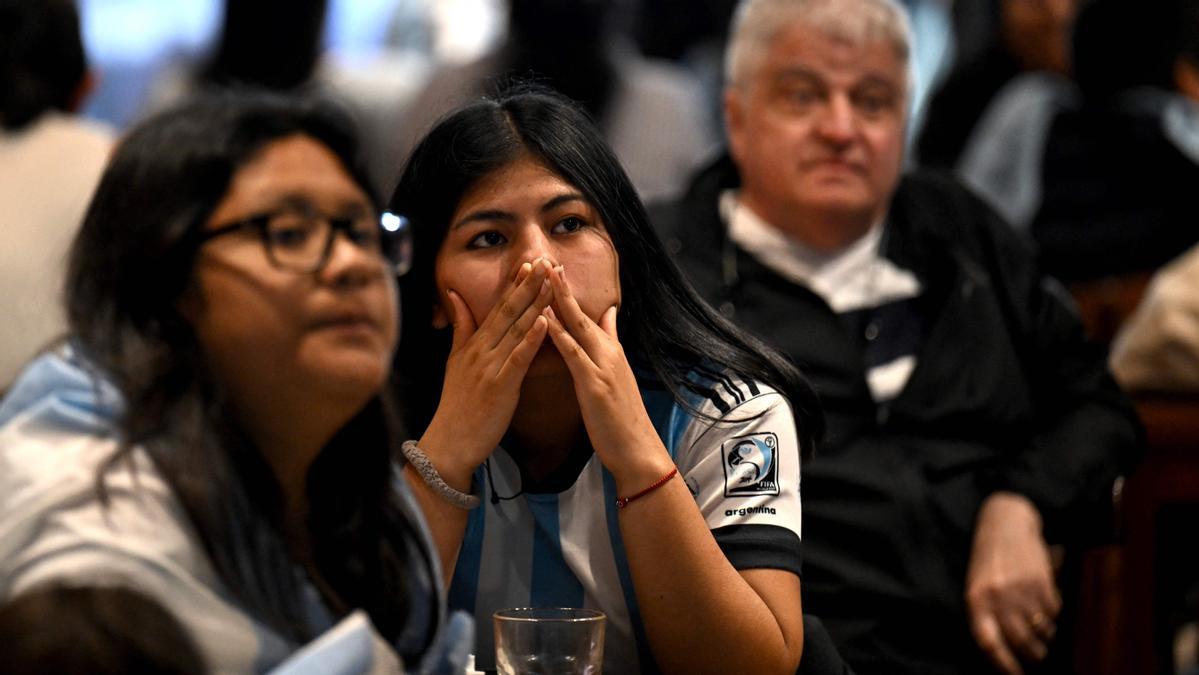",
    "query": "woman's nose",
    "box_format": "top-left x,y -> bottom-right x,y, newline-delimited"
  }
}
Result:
322,231 -> 383,287
515,226 -> 555,265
